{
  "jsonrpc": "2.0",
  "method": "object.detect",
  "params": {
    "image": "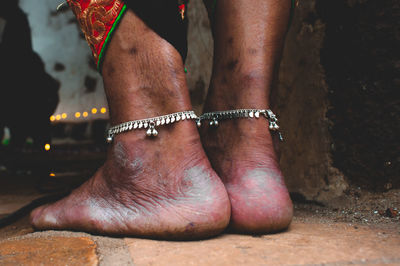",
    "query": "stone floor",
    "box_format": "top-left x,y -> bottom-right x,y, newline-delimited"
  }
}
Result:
0,146 -> 399,265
